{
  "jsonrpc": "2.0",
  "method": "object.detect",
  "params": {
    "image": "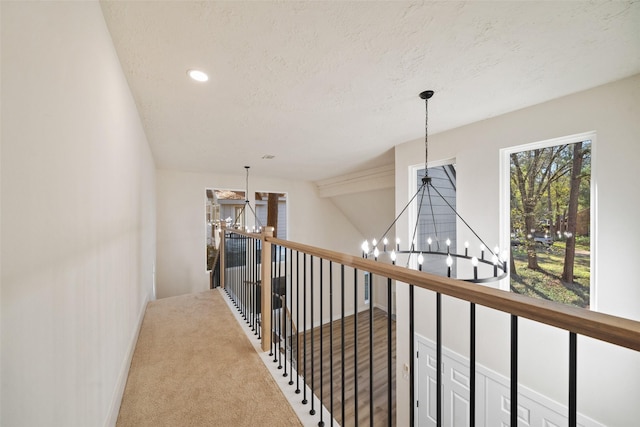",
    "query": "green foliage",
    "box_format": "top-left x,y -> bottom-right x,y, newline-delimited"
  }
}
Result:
575,235 -> 590,249
510,141 -> 591,238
